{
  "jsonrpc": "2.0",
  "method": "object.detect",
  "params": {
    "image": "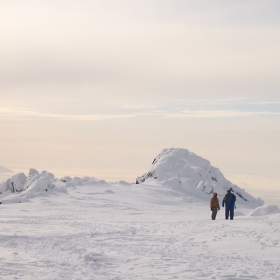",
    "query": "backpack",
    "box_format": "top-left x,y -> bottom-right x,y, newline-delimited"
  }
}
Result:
224,193 -> 236,207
